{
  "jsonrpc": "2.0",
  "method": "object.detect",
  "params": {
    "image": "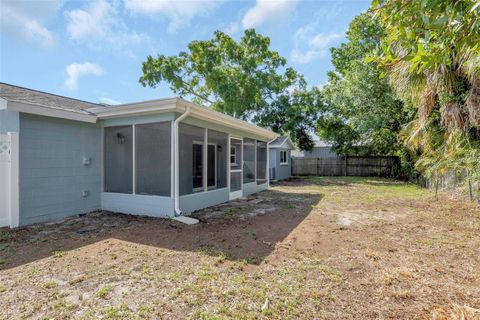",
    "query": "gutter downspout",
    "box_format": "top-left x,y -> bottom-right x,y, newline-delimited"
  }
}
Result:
174,105 -> 191,216
266,140 -> 270,189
